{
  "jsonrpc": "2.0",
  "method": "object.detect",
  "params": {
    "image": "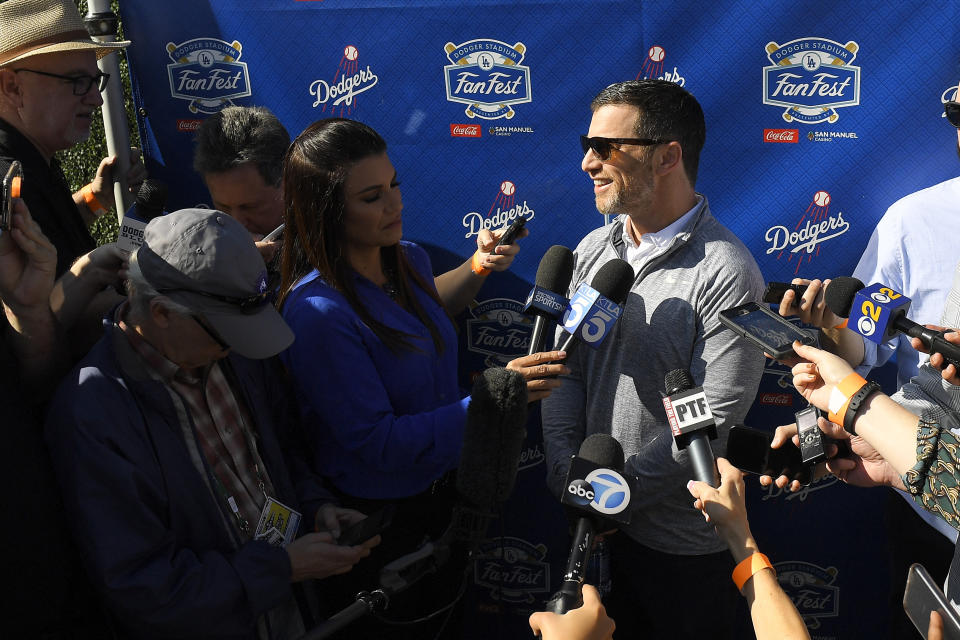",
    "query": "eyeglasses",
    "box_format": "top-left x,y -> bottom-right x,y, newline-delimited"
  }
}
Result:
13,68 -> 110,95
190,314 -> 231,352
945,101 -> 960,129
158,288 -> 271,315
580,135 -> 671,160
